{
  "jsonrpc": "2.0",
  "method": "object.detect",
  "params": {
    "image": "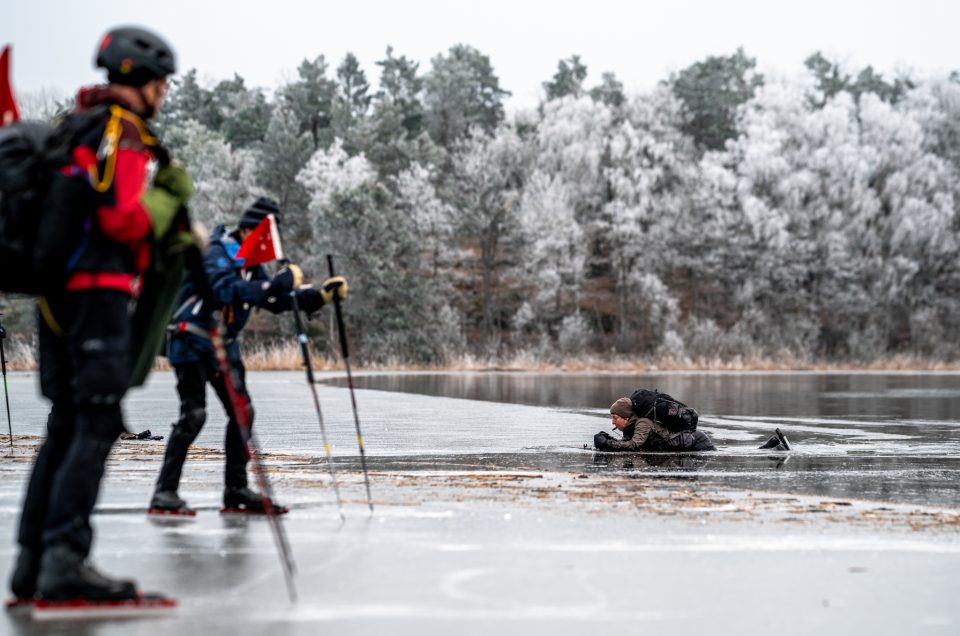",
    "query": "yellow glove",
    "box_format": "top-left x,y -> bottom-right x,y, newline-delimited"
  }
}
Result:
320,275 -> 348,303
